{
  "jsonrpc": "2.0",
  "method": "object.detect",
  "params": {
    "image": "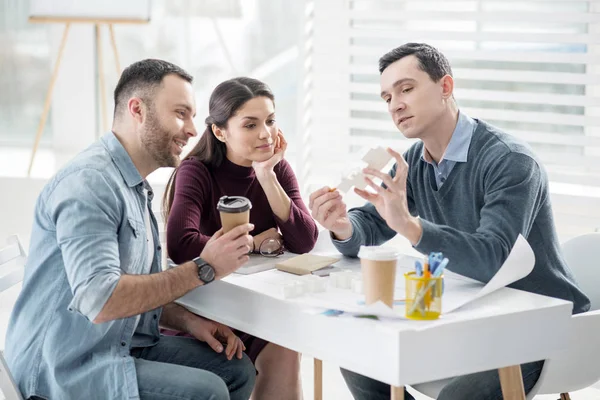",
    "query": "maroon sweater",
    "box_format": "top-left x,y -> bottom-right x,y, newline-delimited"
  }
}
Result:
166,156 -> 319,264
